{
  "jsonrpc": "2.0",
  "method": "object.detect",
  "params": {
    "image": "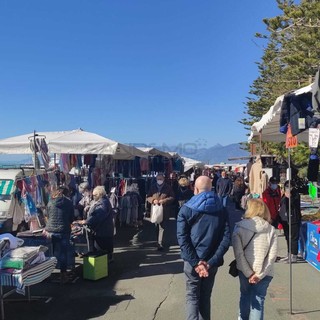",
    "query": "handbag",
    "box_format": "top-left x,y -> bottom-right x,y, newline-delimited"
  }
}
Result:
150,204 -> 164,224
229,259 -> 238,277
229,232 -> 256,278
